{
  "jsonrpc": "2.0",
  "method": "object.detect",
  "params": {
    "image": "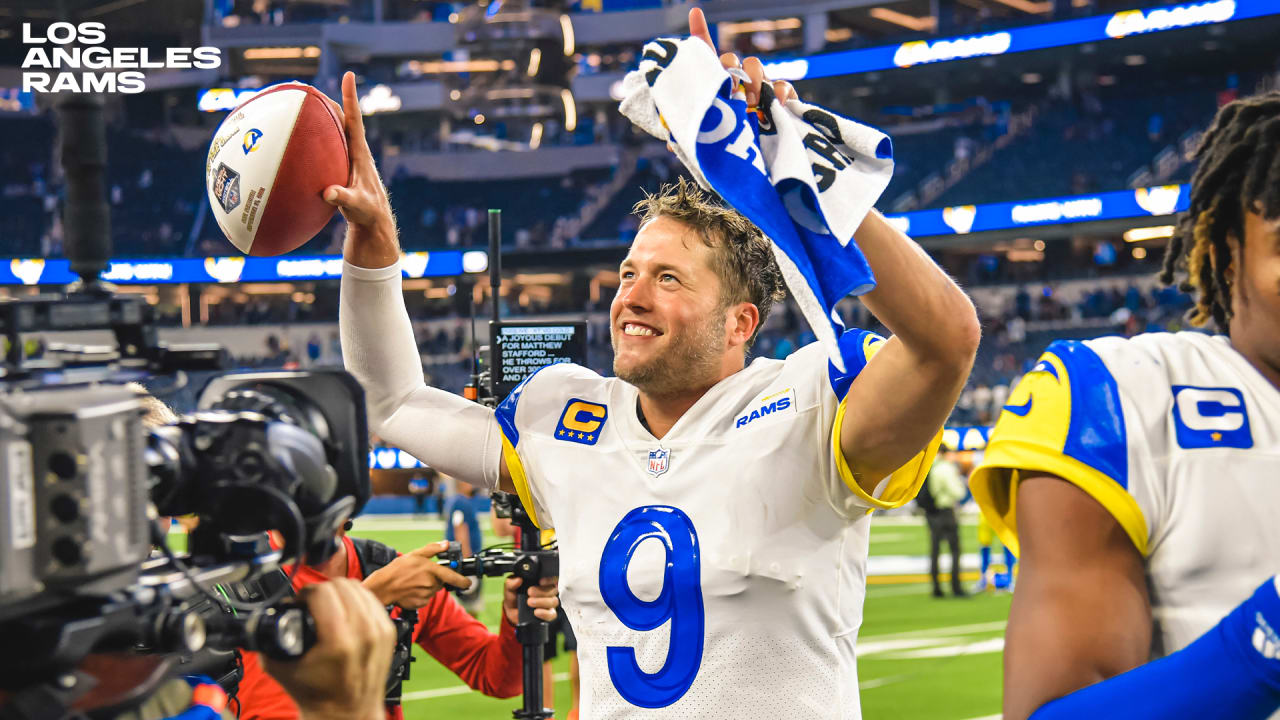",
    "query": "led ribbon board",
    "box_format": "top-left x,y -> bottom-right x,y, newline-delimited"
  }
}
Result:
882,184 -> 1189,238
0,251 -> 487,285
764,0 -> 1267,80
